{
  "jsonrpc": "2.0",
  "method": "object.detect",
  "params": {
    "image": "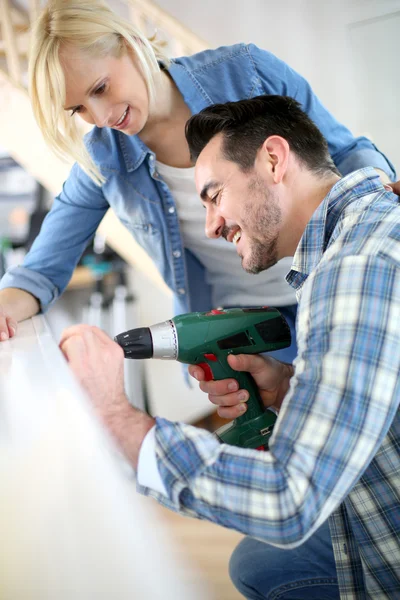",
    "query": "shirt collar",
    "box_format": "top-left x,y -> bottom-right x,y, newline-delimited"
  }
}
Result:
117,131 -> 149,173
168,59 -> 212,114
287,167 -> 384,290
